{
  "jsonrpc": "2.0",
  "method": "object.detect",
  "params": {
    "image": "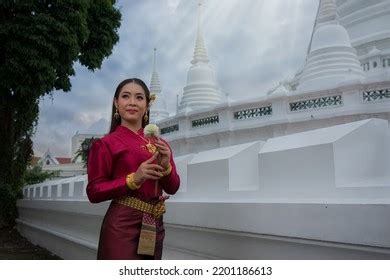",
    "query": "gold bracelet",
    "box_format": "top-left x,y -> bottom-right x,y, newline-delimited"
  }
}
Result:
161,163 -> 172,177
126,173 -> 141,190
